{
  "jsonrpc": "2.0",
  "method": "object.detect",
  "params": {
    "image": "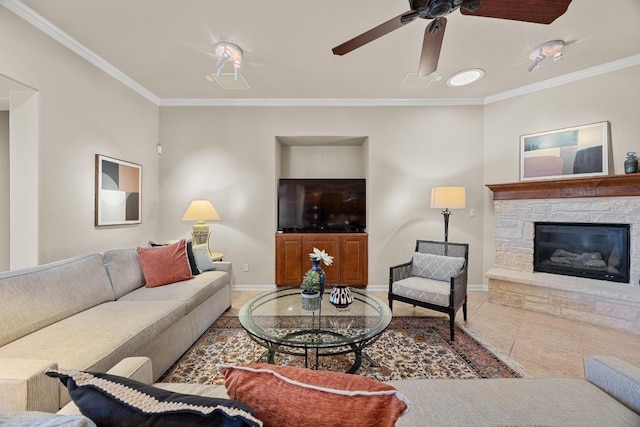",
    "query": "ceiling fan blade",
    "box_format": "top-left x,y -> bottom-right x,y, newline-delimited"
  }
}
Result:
418,18 -> 447,77
332,10 -> 419,56
460,0 -> 573,24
